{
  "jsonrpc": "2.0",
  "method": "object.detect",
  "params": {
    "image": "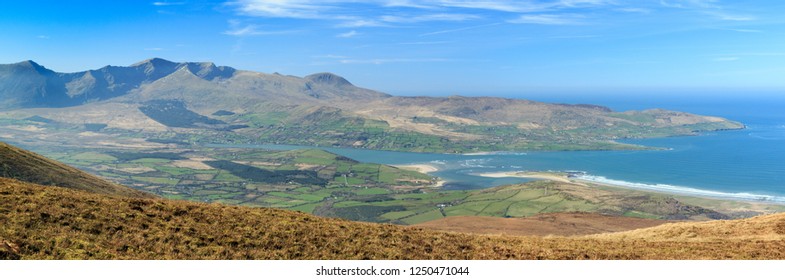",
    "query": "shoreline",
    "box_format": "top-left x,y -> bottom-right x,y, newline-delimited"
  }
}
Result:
394,163 -> 446,188
476,171 -> 785,205
395,163 -> 439,173
477,171 -> 573,183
